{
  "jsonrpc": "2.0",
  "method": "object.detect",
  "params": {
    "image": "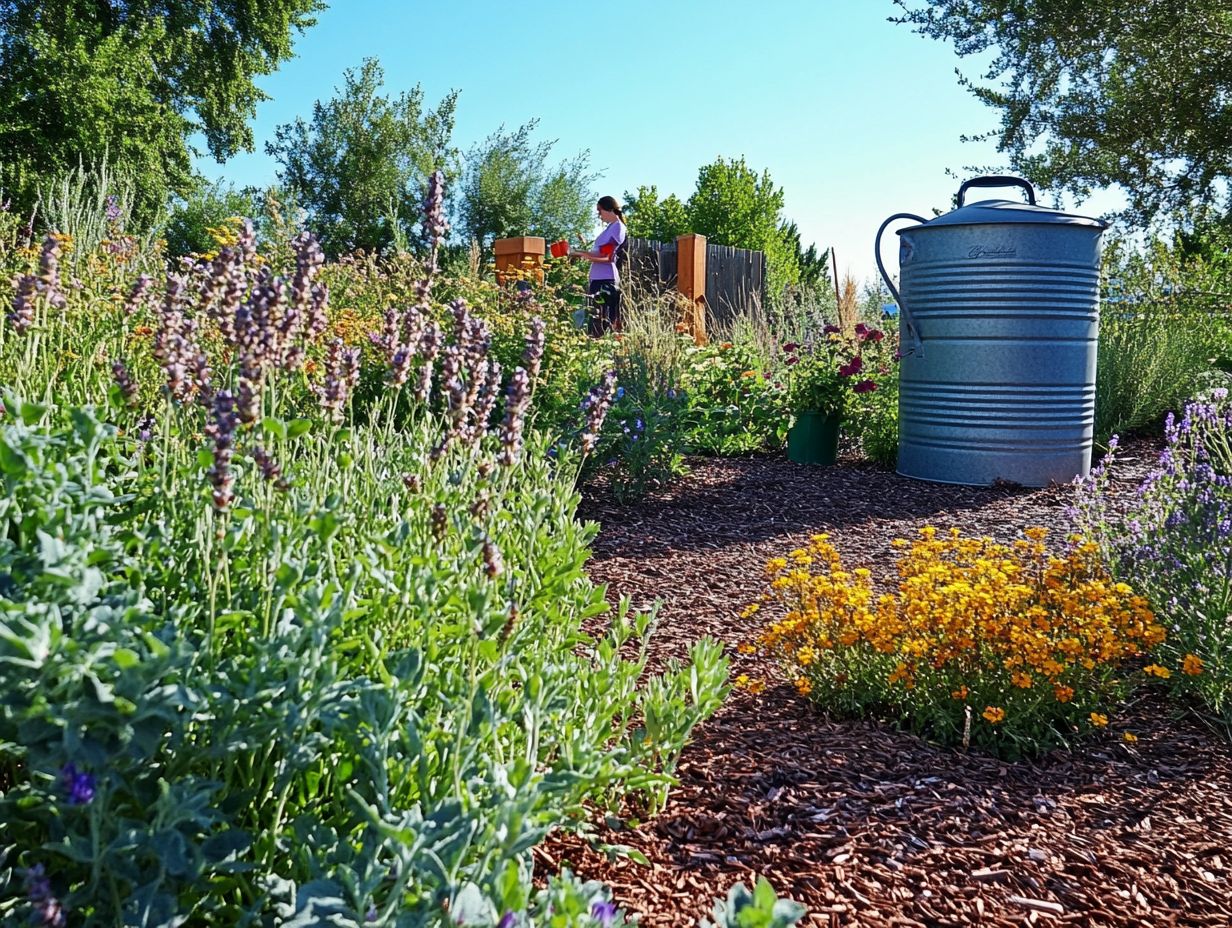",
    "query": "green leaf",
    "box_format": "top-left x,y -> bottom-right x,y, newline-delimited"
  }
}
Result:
287,418 -> 313,439
261,417 -> 288,441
